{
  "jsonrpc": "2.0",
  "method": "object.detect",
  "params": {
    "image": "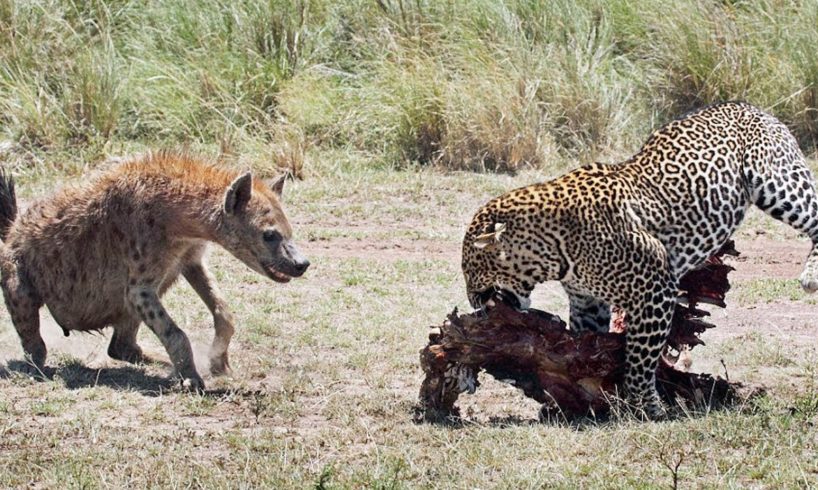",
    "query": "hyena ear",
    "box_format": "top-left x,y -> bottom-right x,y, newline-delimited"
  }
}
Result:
265,174 -> 287,199
224,172 -> 253,215
472,222 -> 506,250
